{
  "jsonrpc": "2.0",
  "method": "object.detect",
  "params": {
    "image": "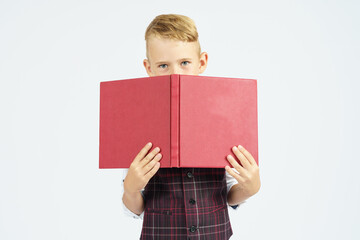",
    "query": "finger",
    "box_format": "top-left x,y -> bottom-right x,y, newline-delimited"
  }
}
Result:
144,162 -> 160,182
134,142 -> 153,163
232,146 -> 251,169
238,145 -> 257,165
226,154 -> 247,176
143,153 -> 162,173
225,166 -> 244,183
139,146 -> 161,167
